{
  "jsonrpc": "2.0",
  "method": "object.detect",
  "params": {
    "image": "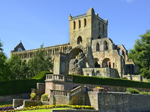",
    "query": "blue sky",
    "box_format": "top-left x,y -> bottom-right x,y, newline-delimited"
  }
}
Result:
0,0 -> 149,58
